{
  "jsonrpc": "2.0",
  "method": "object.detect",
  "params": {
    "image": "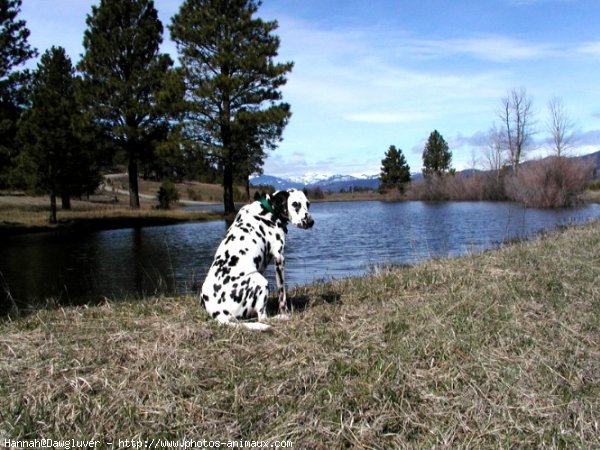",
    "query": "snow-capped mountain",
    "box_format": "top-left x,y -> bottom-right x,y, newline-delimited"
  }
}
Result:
250,173 -> 380,192
287,172 -> 334,185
